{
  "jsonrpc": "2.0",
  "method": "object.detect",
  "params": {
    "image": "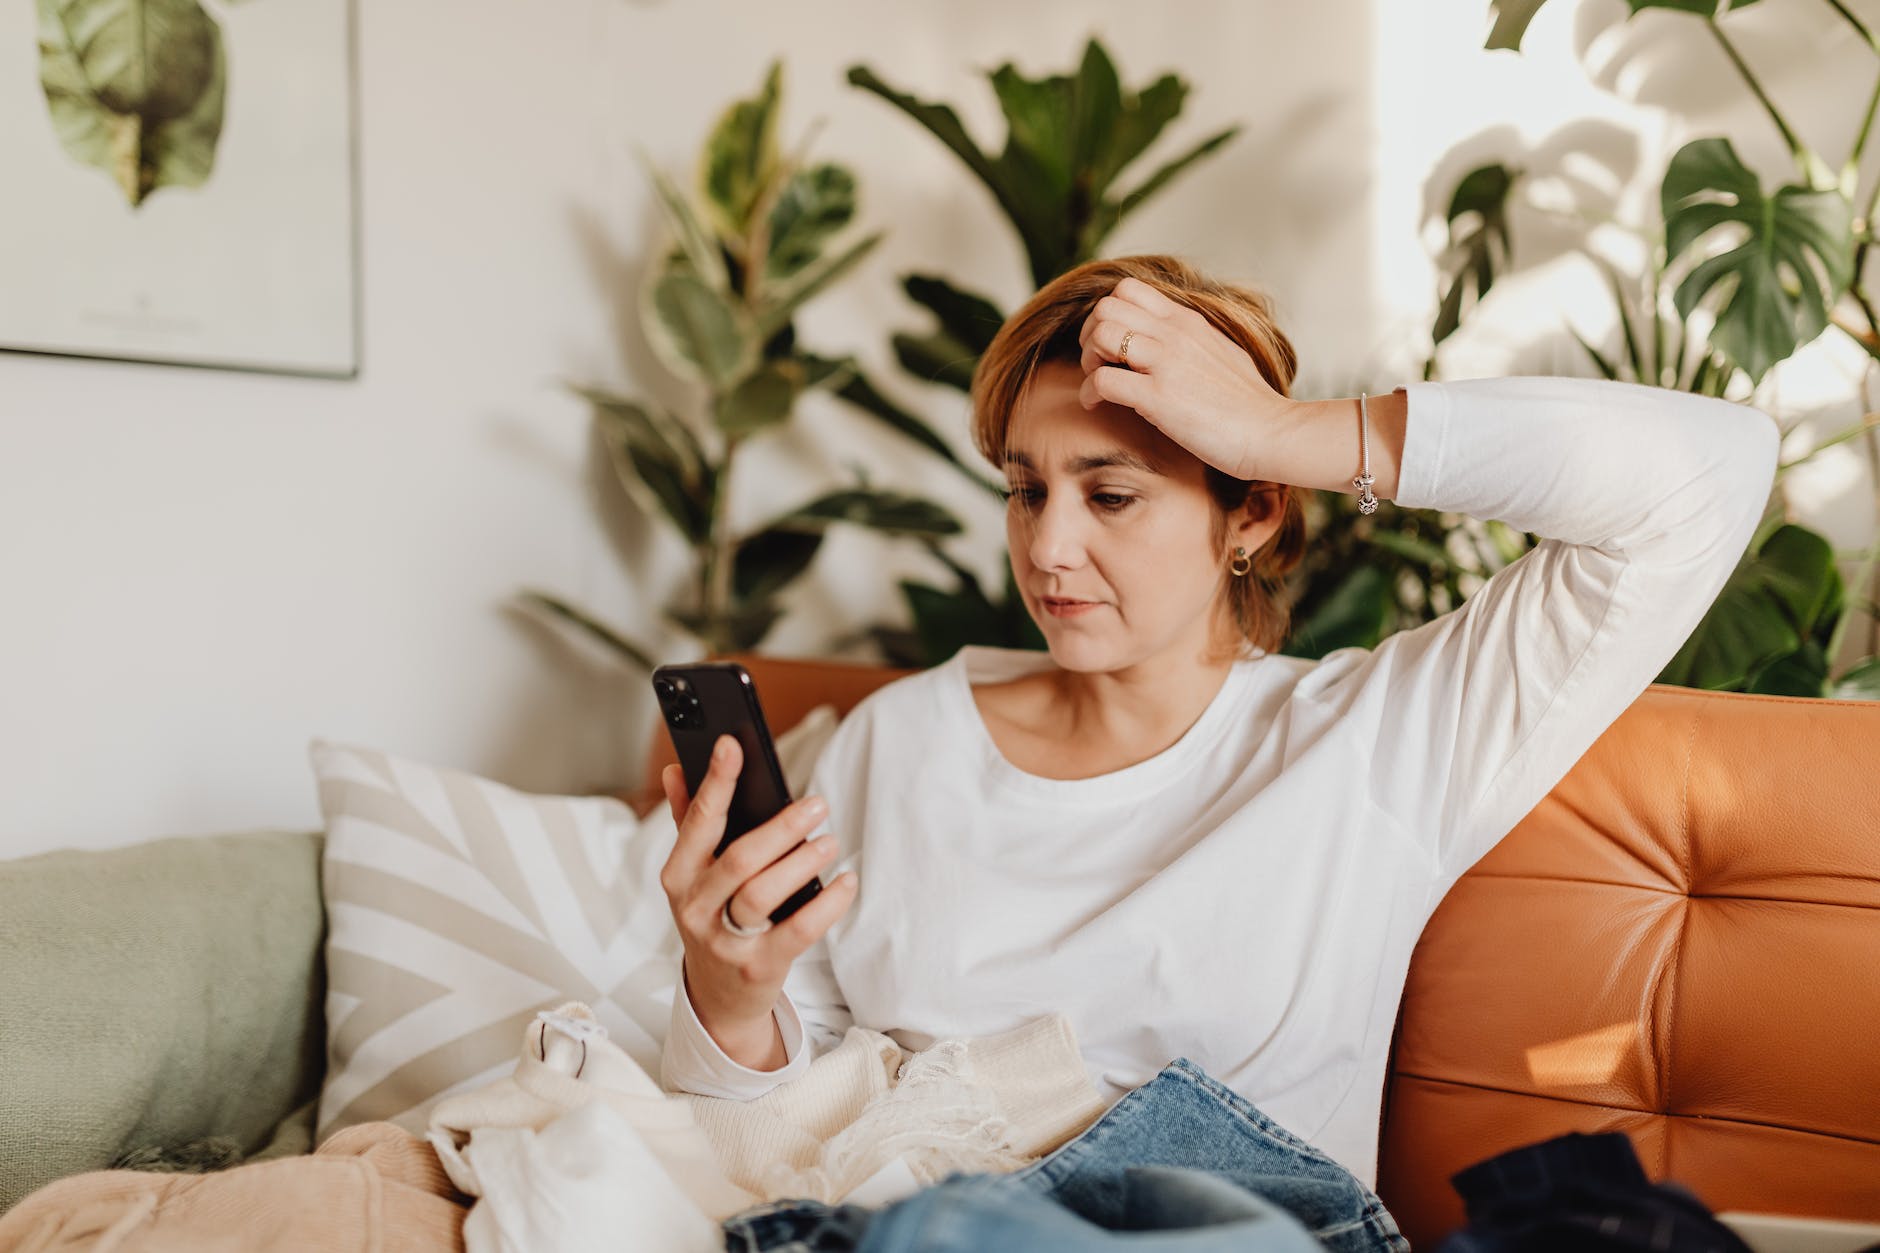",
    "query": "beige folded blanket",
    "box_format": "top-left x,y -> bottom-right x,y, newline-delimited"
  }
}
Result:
0,1123 -> 464,1253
